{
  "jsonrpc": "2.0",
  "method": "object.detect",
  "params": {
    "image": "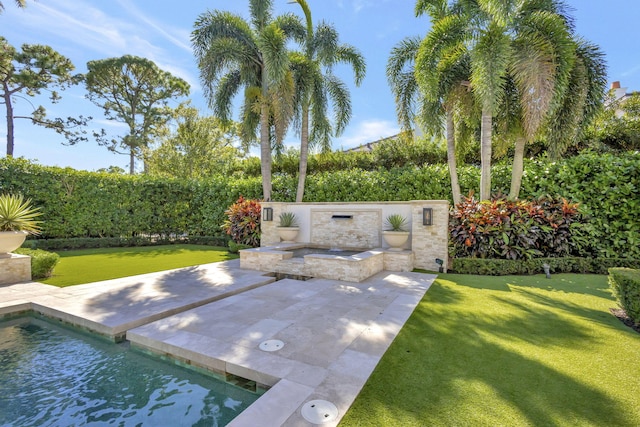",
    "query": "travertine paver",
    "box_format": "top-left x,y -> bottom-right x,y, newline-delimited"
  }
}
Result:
0,259 -> 275,340
127,271 -> 435,426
